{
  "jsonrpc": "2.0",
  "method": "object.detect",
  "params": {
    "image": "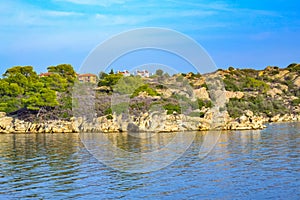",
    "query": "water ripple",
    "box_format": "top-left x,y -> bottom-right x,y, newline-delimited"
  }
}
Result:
0,123 -> 299,199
